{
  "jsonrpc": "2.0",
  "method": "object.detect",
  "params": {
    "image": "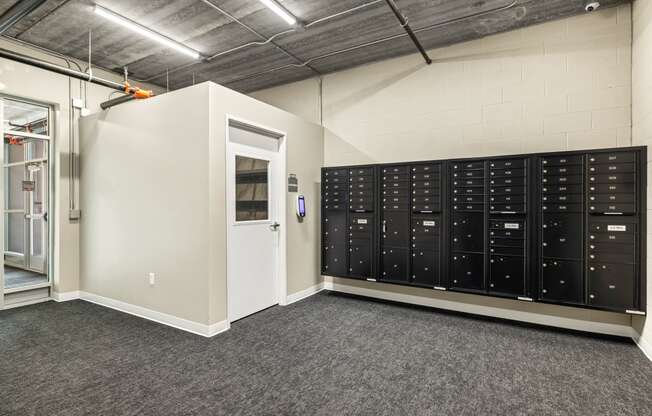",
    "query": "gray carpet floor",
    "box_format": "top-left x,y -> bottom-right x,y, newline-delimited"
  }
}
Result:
0,291 -> 650,416
4,266 -> 47,289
